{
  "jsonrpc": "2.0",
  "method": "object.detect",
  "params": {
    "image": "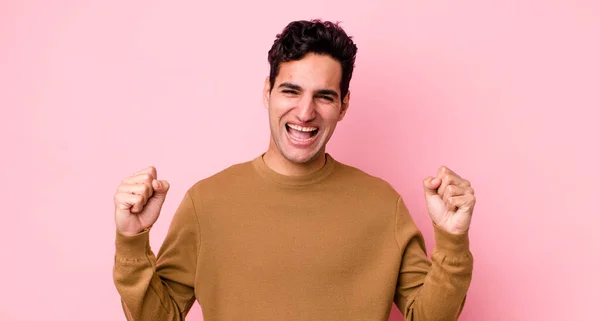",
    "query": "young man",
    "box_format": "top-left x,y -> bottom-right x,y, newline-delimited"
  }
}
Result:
113,19 -> 475,321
